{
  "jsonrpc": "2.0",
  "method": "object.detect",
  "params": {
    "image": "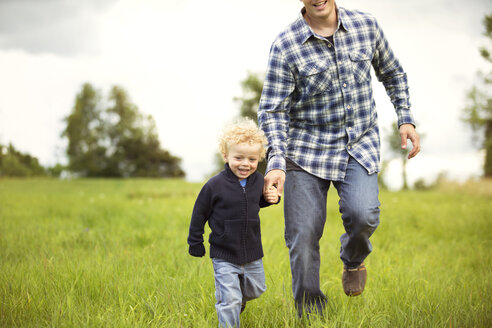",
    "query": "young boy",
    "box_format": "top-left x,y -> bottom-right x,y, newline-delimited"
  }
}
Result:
187,119 -> 279,328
